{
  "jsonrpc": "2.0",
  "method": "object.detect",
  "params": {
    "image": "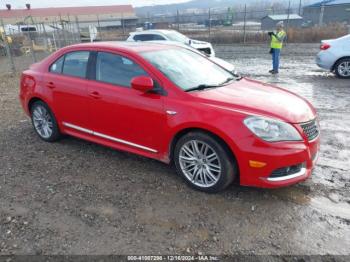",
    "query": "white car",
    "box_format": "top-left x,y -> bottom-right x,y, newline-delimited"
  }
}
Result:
316,34 -> 350,78
127,29 -> 215,57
